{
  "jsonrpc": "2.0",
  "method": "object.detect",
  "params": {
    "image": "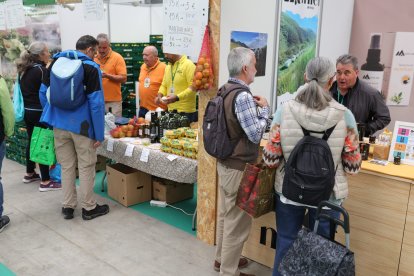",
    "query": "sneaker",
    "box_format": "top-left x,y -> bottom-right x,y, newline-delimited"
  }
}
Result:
62,207 -> 74,220
22,173 -> 41,183
0,215 -> 10,233
39,181 -> 62,192
82,204 -> 109,220
214,257 -> 249,272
